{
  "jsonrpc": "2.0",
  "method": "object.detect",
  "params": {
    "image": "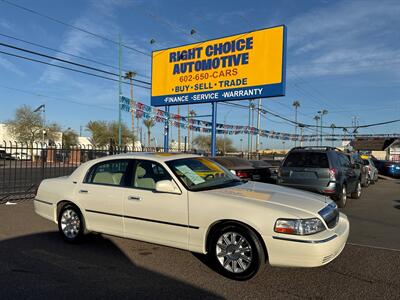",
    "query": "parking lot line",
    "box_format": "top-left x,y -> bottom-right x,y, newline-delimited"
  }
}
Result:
347,242 -> 400,252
